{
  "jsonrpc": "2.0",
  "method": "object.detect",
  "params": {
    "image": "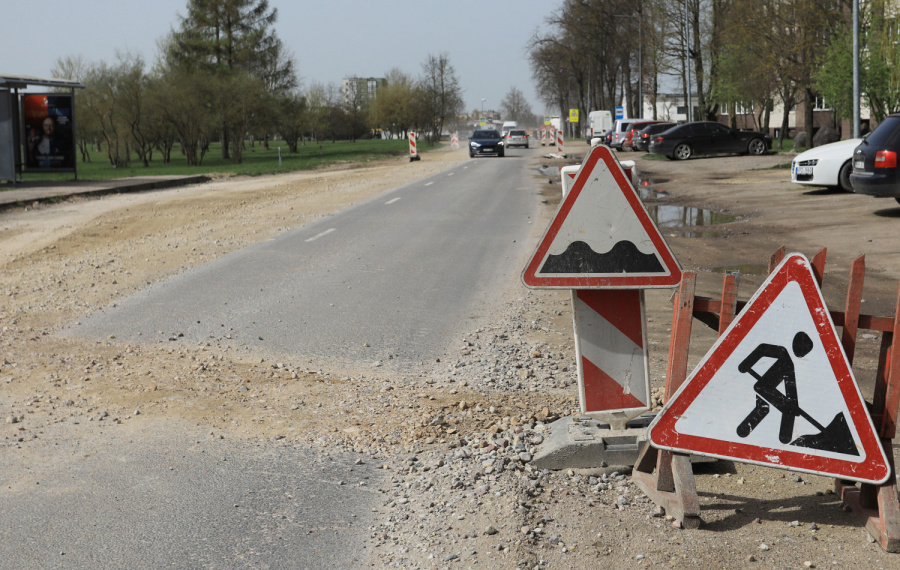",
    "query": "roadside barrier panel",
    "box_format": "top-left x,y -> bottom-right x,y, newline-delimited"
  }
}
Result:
408,131 -> 420,161
634,246 -> 900,550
